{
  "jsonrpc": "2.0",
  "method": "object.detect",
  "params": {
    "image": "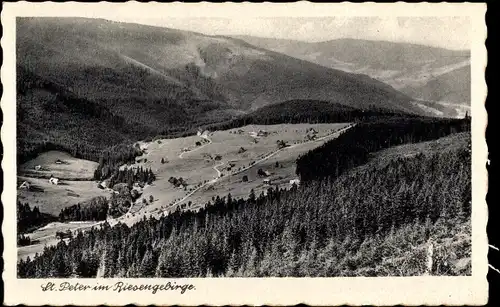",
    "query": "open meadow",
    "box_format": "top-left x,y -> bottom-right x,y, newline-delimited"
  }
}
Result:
117,123 -> 352,223
19,150 -> 99,180
18,123 -> 352,259
17,176 -> 110,217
